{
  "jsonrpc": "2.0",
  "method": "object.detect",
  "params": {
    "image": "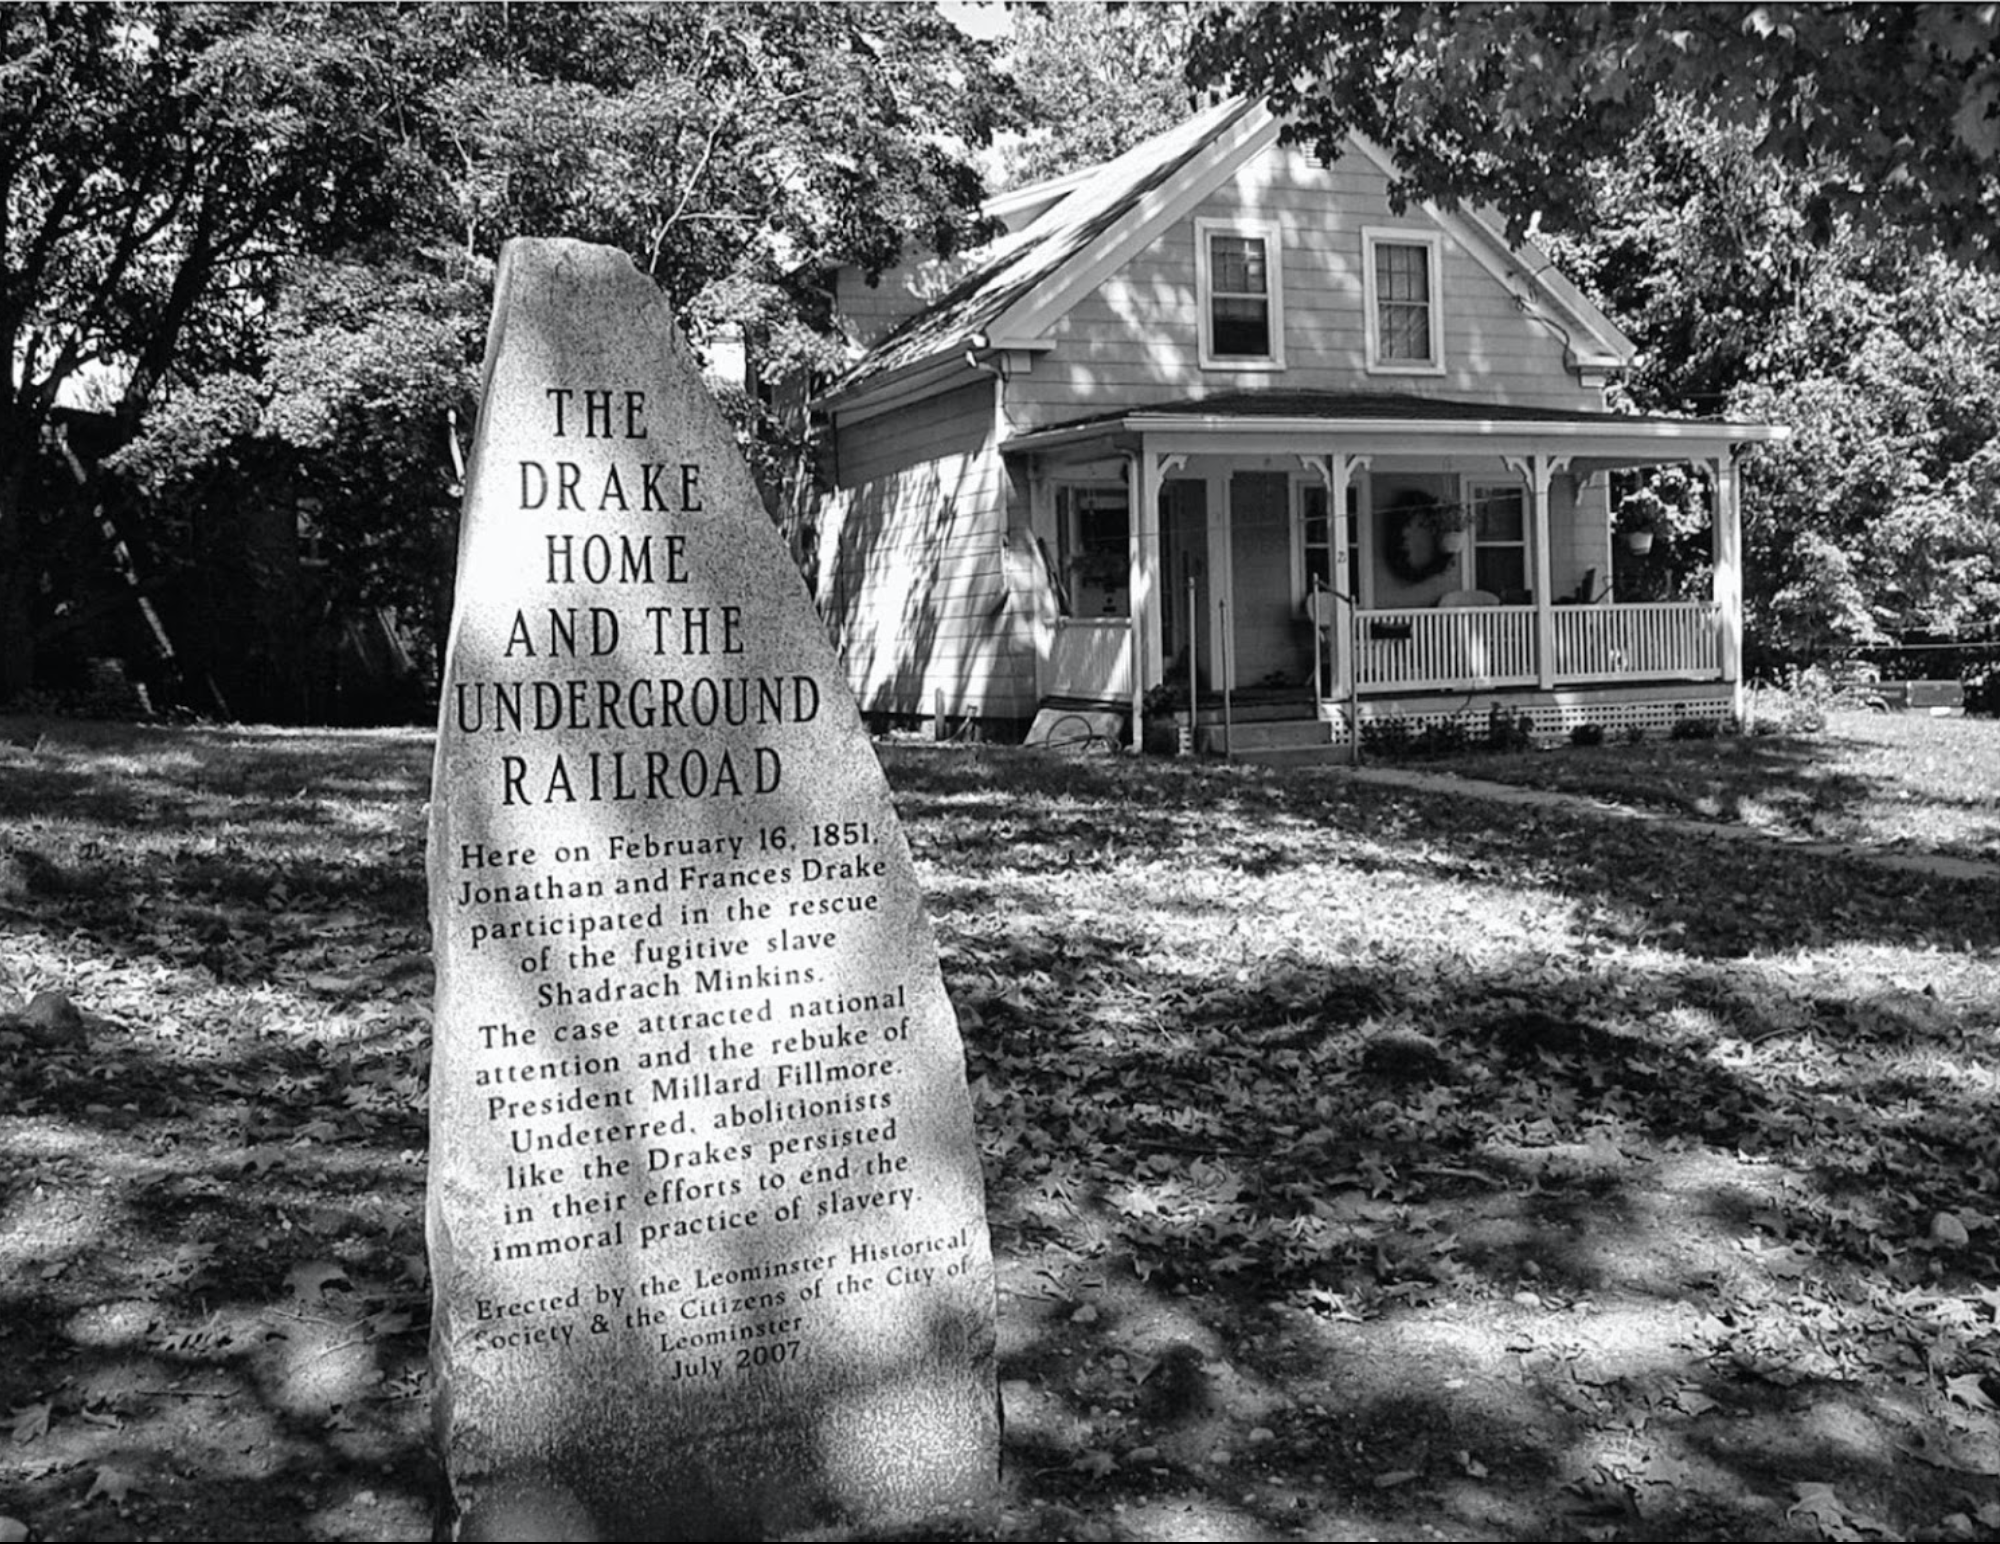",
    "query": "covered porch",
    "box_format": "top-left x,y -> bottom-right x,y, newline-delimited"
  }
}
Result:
1010,395 -> 1783,747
